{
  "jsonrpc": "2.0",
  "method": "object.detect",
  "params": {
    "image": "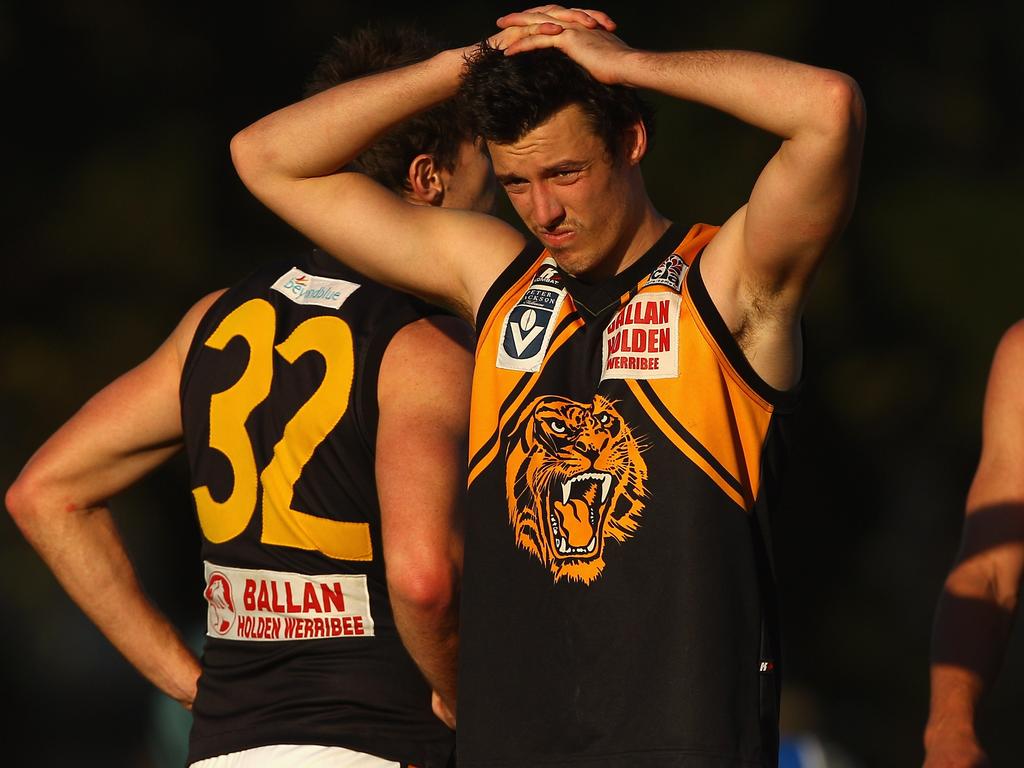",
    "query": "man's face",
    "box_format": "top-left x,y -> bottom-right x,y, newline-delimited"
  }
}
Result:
441,137 -> 499,214
489,104 -> 638,279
